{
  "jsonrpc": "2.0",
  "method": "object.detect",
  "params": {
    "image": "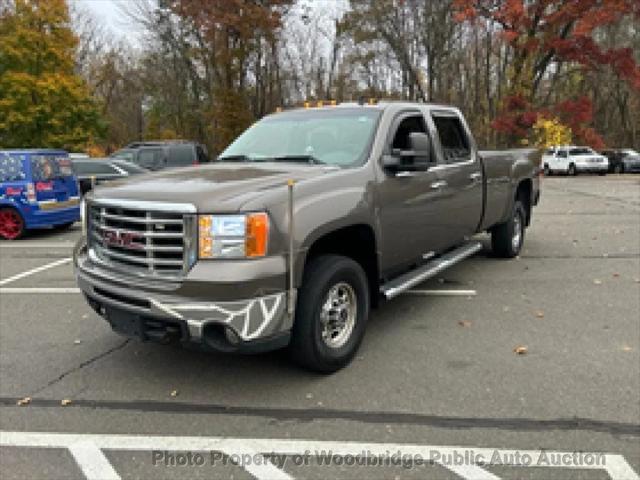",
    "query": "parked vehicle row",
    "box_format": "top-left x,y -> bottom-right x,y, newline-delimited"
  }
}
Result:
542,145 -> 640,175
